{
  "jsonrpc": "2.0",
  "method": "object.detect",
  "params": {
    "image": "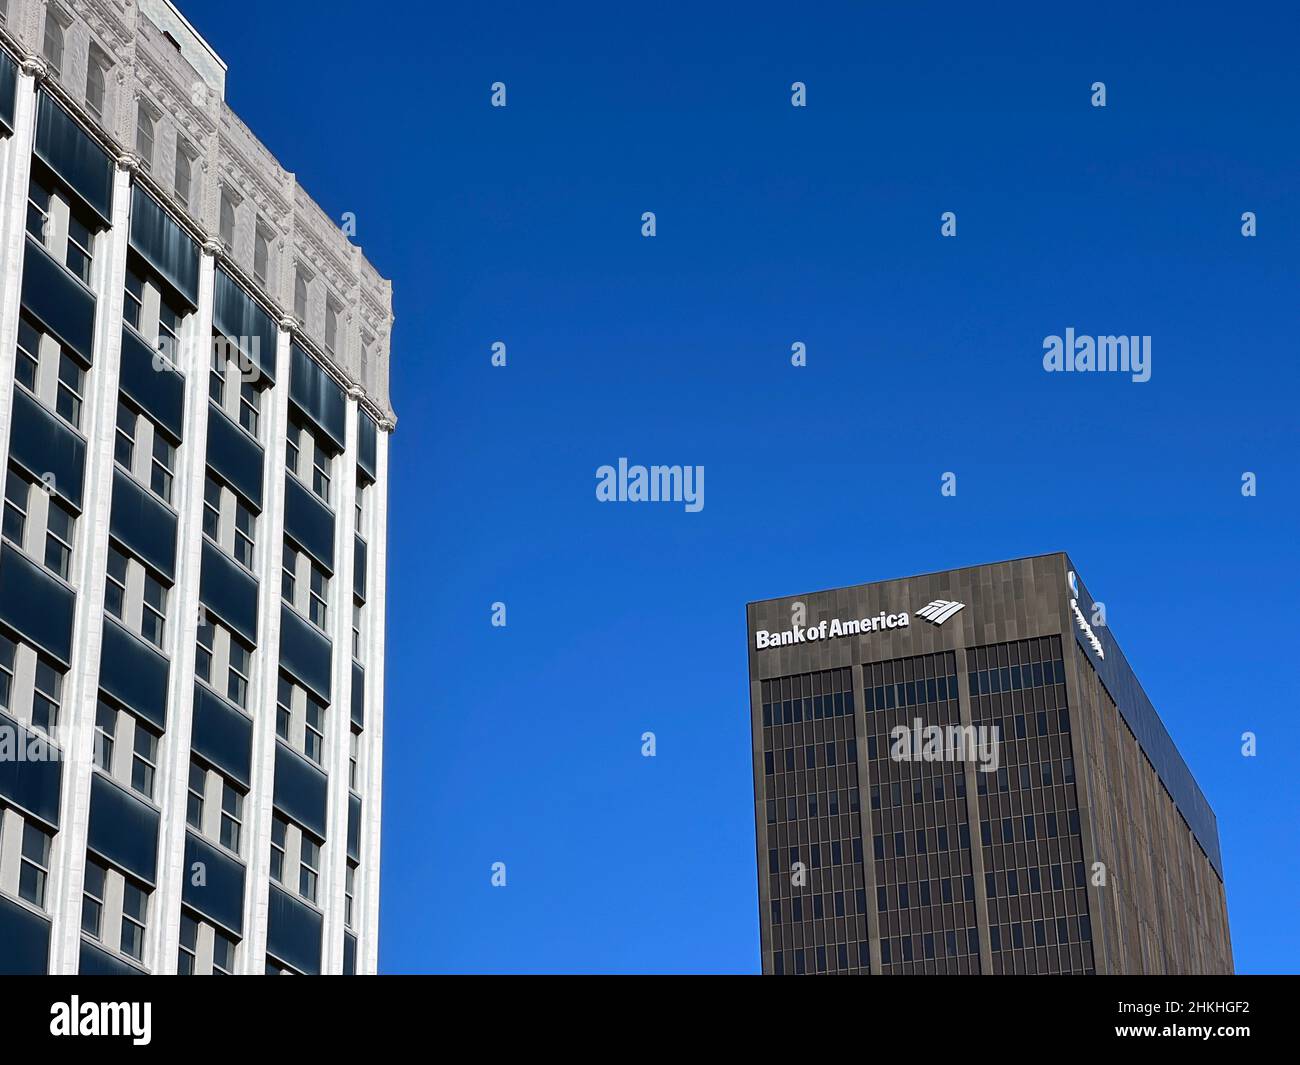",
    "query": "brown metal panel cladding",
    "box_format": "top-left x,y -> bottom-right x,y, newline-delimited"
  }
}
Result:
747,554 -> 1231,974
